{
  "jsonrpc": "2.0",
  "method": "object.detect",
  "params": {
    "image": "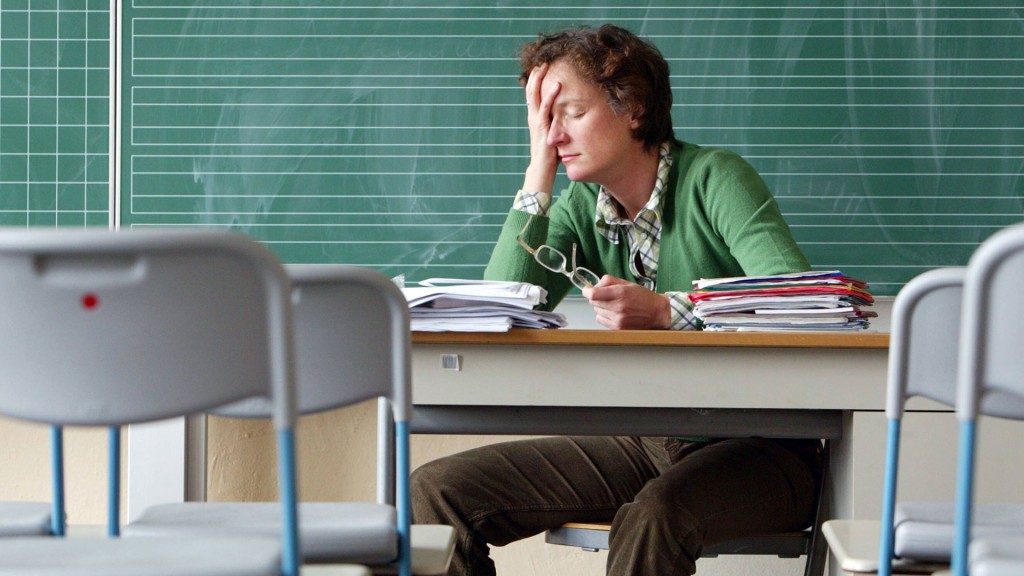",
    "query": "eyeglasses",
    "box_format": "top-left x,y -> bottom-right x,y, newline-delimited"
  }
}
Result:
516,214 -> 601,289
